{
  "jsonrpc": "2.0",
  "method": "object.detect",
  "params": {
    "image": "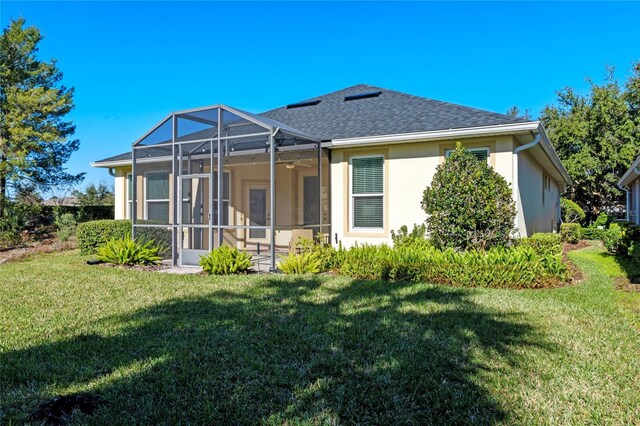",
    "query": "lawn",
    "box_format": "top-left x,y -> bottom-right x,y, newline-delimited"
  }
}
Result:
1,245 -> 639,424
